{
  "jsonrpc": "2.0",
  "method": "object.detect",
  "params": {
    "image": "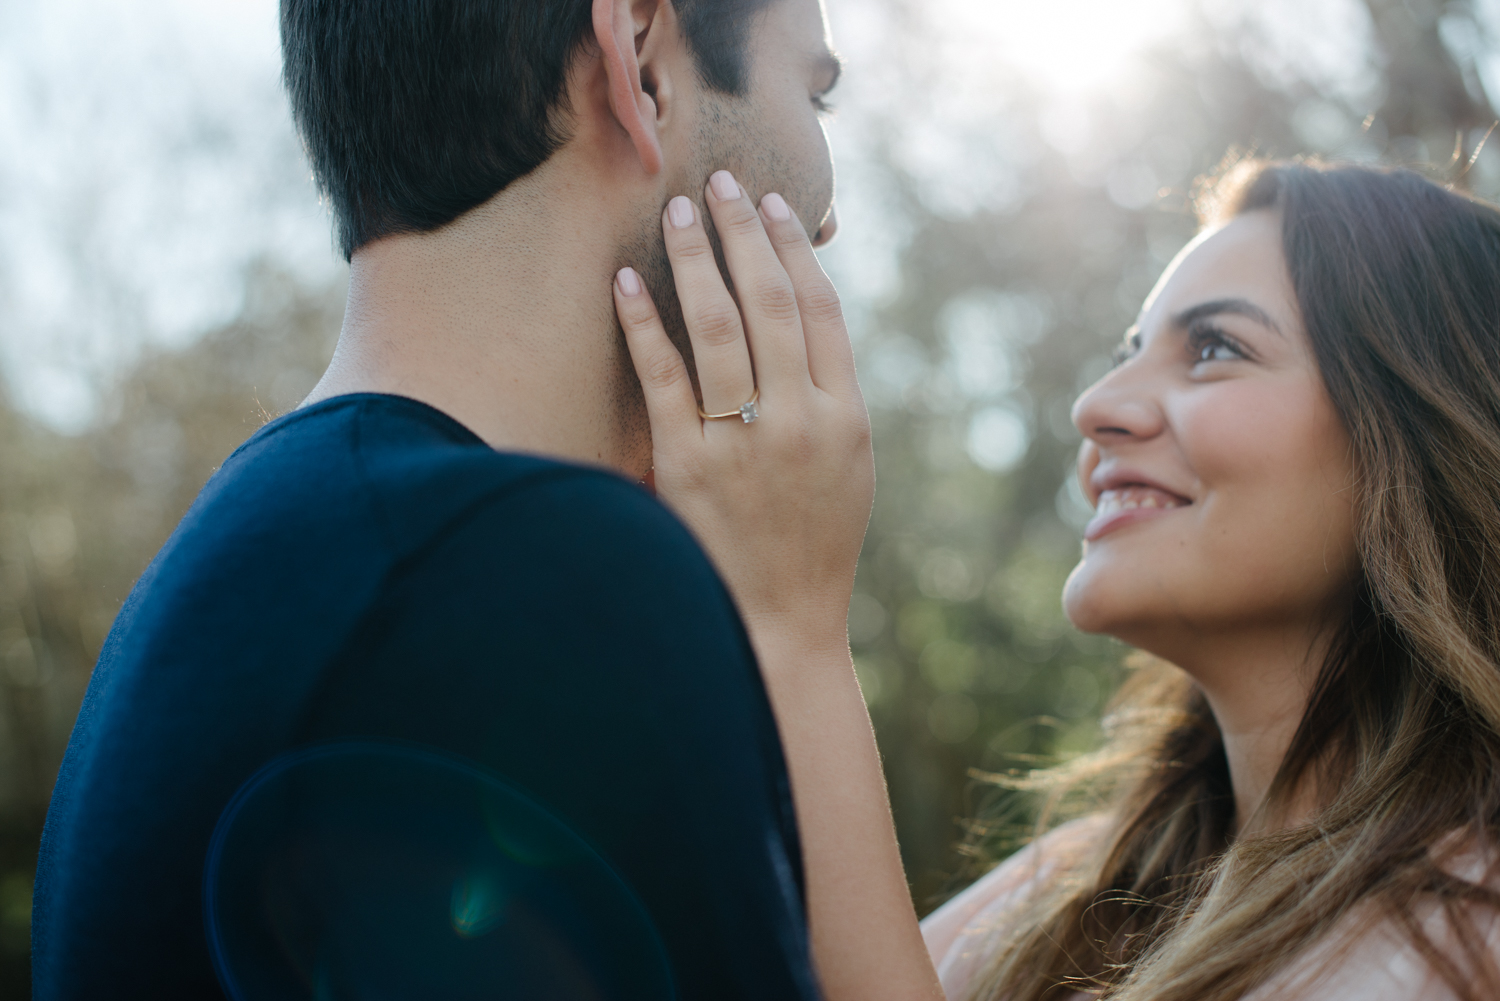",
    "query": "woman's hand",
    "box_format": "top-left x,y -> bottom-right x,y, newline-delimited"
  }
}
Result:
612,170 -> 873,654
613,171 -> 943,1001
